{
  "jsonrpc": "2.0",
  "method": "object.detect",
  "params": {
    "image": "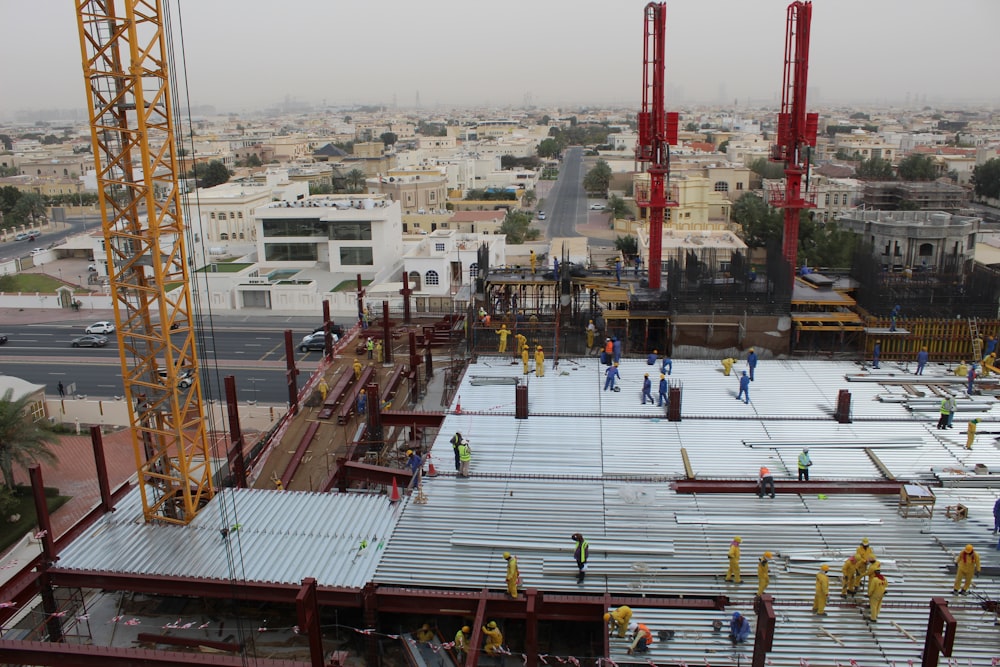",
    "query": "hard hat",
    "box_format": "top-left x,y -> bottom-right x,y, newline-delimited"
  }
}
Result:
749,348 -> 755,352
803,447 -> 809,452
462,626 -> 471,634
421,623 -> 430,630
653,349 -> 658,354
972,418 -> 980,424
873,560 -> 882,569
488,621 -> 497,629
848,556 -> 856,562
462,439 -> 469,445
537,345 -> 542,349
627,622 -> 638,632
406,449 -> 413,456
613,361 -> 619,366
360,389 -> 365,394
763,551 -> 773,559
861,538 -> 869,545
732,611 -> 742,620
965,544 -> 974,552
572,533 -> 583,541
734,536 -> 742,543
742,370 -> 747,375
660,374 -> 666,379
502,552 -> 511,559
603,613 -> 611,622
821,564 -> 830,571
644,373 -> 649,378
